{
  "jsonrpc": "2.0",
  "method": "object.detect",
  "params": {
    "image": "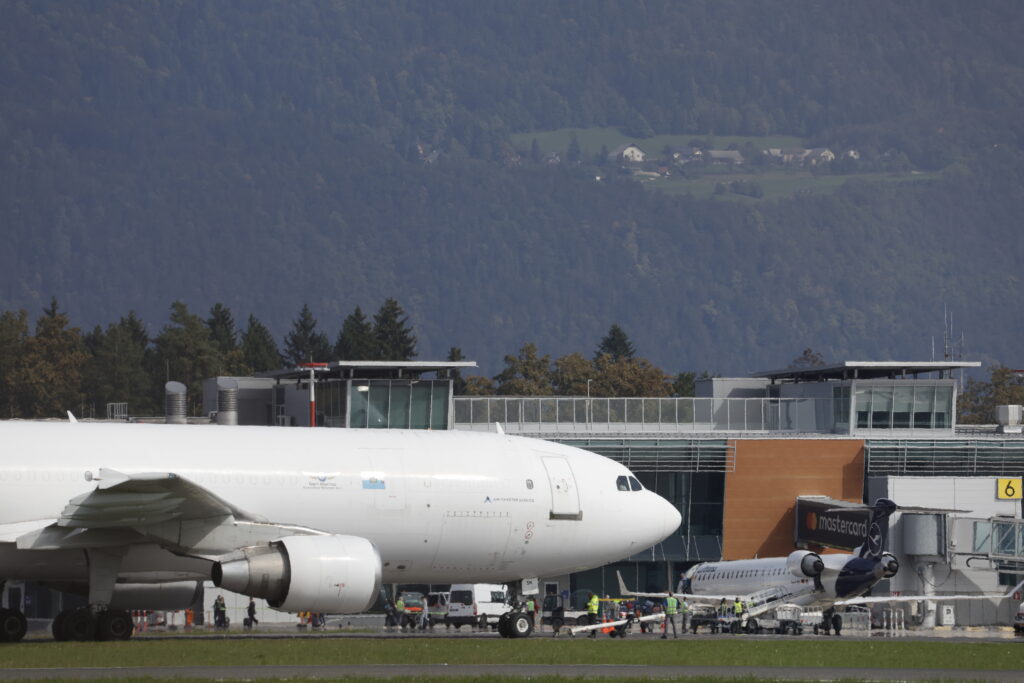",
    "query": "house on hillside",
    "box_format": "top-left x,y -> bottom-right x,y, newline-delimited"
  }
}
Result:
780,148 -> 809,164
707,150 -> 744,165
608,143 -> 647,163
670,146 -> 703,164
806,148 -> 835,165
